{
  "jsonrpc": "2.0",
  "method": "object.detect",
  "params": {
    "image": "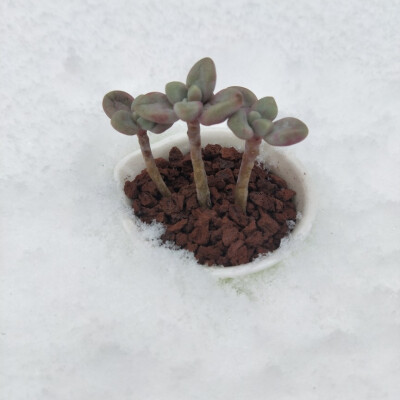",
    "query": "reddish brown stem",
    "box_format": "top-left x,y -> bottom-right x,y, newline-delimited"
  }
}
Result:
137,130 -> 171,197
187,121 -> 211,208
234,136 -> 261,213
